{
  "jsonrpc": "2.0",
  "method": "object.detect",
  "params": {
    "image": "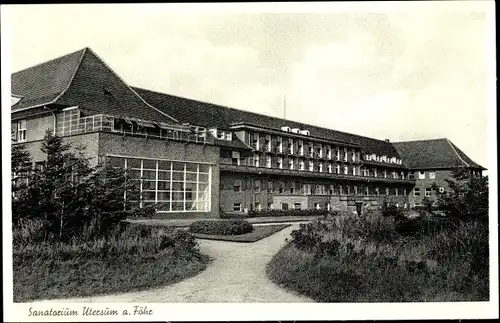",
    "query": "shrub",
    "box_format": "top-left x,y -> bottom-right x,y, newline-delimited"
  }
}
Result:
223,208 -> 327,219
189,219 -> 253,236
